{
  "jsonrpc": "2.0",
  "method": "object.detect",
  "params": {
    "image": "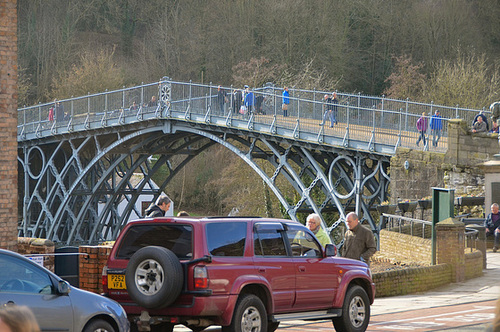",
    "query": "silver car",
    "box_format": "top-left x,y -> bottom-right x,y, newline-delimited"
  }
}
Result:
0,249 -> 129,332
